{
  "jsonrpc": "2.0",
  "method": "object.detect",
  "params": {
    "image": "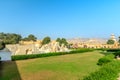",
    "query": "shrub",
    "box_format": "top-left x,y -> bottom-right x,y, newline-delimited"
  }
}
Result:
107,49 -> 120,52
113,51 -> 120,58
83,51 -> 120,80
97,54 -> 114,66
106,49 -> 120,58
95,48 -> 109,51
83,61 -> 120,80
97,57 -> 112,66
